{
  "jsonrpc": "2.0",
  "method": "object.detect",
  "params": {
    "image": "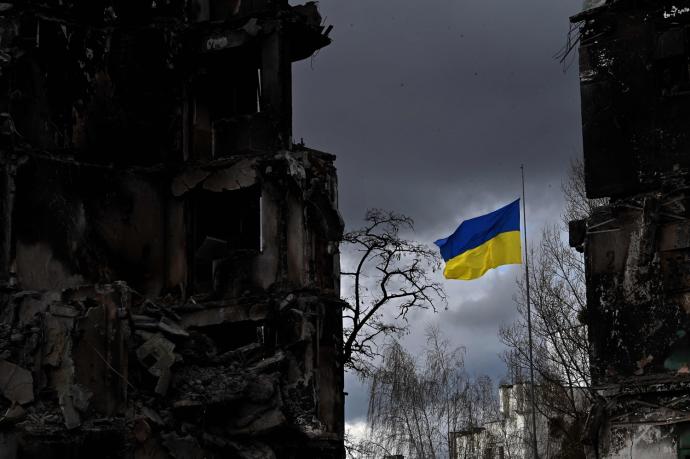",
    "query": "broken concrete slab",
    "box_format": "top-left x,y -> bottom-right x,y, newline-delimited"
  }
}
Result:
42,313 -> 71,367
71,383 -> 93,412
171,169 -> 211,197
247,351 -> 285,374
0,361 -> 33,404
217,342 -> 263,365
161,433 -> 204,459
0,404 -> 25,427
157,317 -> 189,338
227,405 -> 286,435
72,300 -> 130,416
59,390 -> 81,430
180,303 -> 269,328
132,314 -> 159,331
141,406 -> 164,426
137,334 -> 176,395
15,291 -> 52,326
202,159 -> 257,192
48,304 -> 80,318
